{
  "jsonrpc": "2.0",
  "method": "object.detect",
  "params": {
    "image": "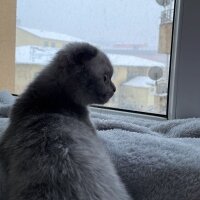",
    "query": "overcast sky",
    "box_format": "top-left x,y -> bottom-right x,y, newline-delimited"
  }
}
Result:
17,0 -> 173,49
